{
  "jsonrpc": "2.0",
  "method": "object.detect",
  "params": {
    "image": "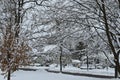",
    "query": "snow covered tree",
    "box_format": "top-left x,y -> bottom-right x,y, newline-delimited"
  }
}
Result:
0,0 -> 47,80
72,0 -> 120,77
43,0 -> 120,75
96,0 -> 120,77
